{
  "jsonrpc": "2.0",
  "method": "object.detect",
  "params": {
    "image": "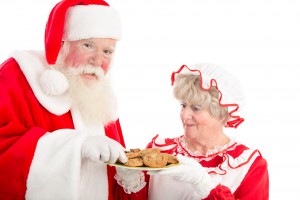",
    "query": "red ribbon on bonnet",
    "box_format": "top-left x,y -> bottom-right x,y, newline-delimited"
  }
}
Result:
171,65 -> 244,128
